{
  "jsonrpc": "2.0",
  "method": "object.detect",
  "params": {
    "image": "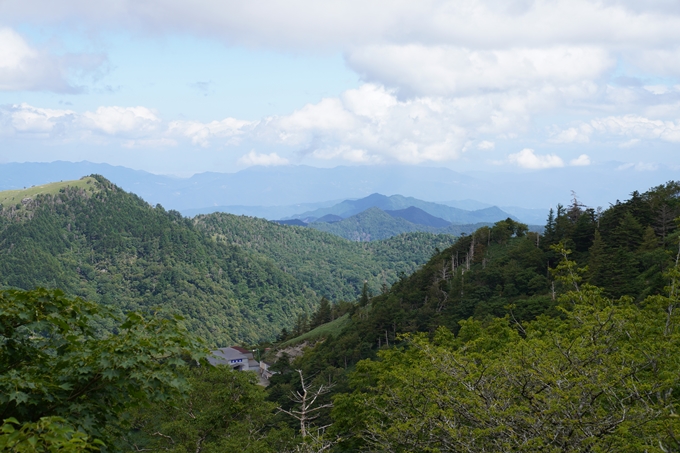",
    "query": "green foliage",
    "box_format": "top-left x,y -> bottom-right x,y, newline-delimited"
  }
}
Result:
0,416 -> 103,452
0,177 -> 318,345
194,211 -> 457,301
307,206 -> 492,241
332,253 -> 680,452
278,314 -> 351,348
0,287 -> 204,450
266,182 -> 680,444
127,365 -> 294,453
